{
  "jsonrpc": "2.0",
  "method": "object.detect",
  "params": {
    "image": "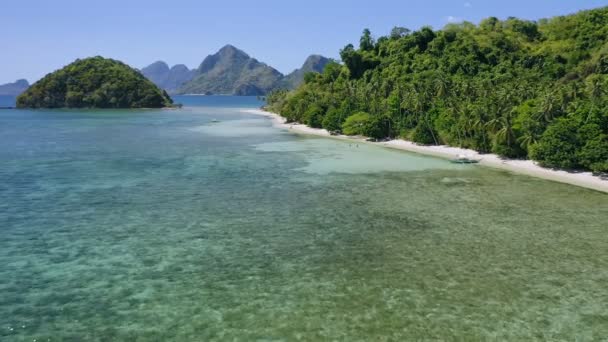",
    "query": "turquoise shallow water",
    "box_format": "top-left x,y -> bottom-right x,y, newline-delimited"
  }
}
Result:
1,96 -> 608,341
